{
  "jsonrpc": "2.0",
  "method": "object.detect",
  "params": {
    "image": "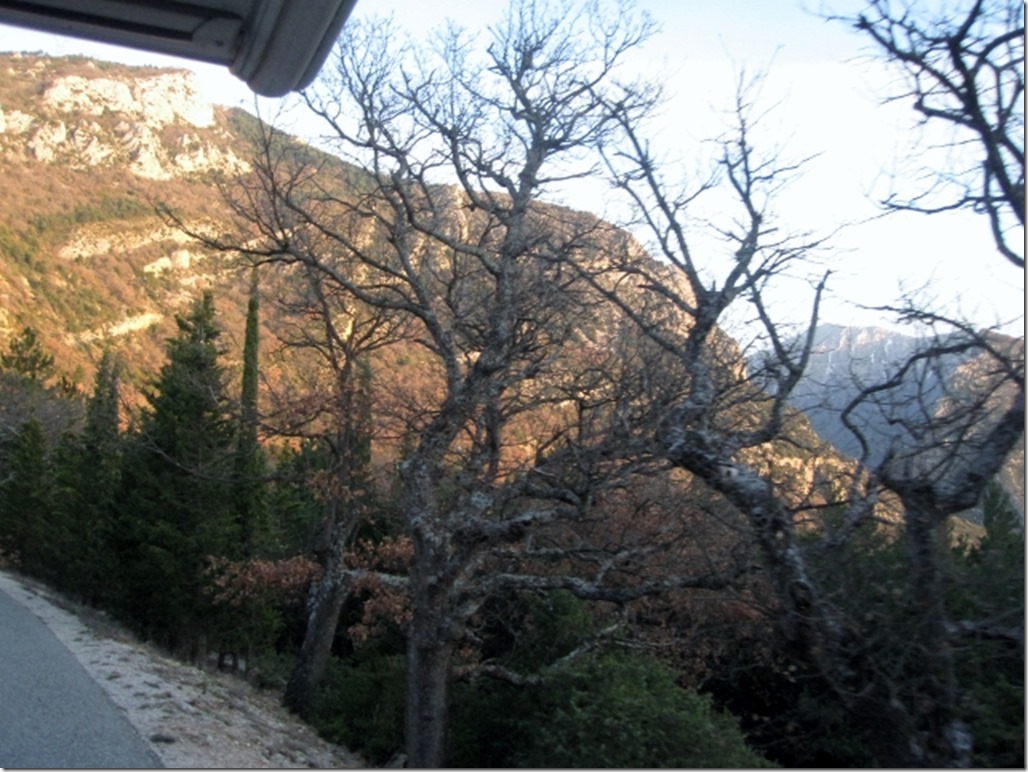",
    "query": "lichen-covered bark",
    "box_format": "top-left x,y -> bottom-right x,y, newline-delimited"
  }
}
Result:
404,572 -> 456,769
282,518 -> 354,715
